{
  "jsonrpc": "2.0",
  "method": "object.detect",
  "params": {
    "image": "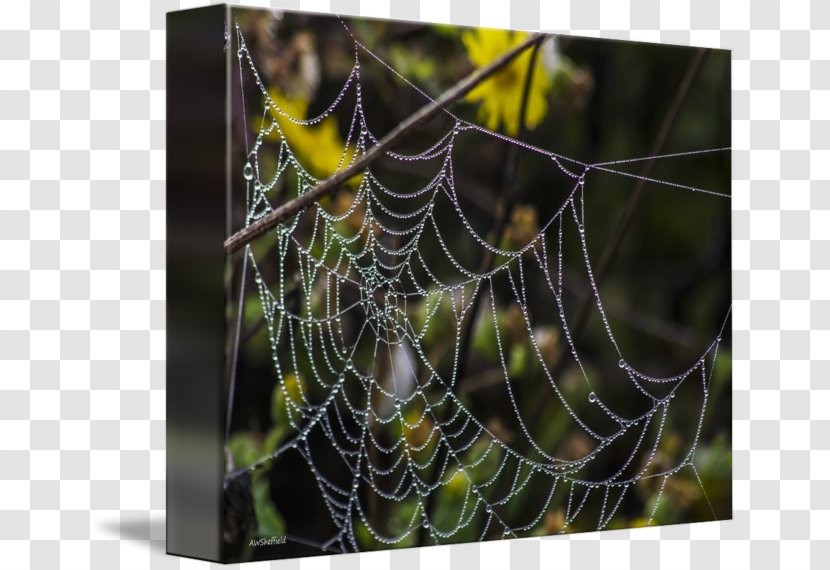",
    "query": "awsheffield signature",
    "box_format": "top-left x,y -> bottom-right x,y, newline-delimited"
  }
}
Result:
249,536 -> 287,547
